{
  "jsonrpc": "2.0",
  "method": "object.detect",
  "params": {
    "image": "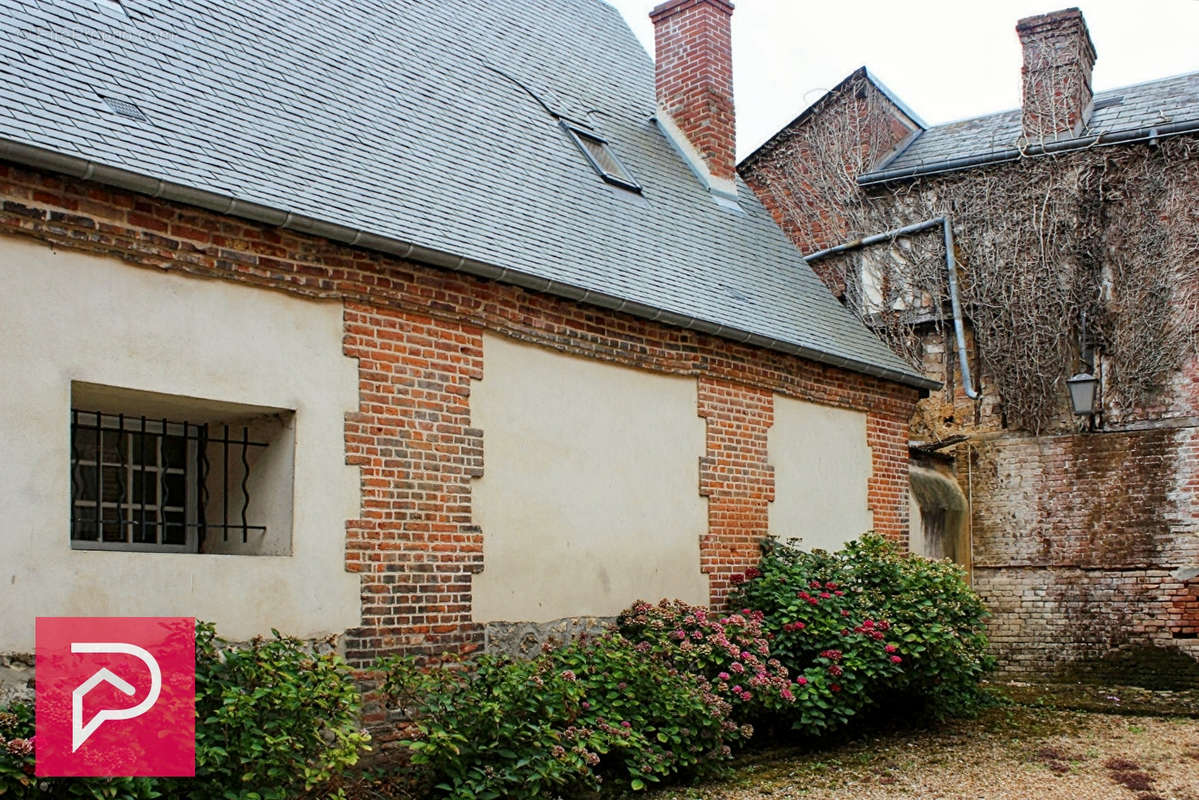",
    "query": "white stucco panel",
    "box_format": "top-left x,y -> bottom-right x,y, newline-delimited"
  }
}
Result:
0,237 -> 361,652
768,394 -> 873,551
471,334 -> 708,622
